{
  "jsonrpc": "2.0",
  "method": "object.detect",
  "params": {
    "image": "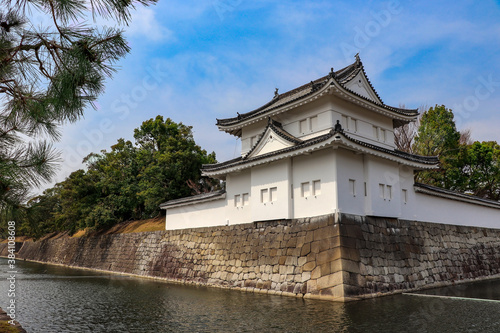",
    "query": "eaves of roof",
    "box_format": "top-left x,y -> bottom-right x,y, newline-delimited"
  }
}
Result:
160,190 -> 226,209
414,183 -> 500,210
202,130 -> 438,176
